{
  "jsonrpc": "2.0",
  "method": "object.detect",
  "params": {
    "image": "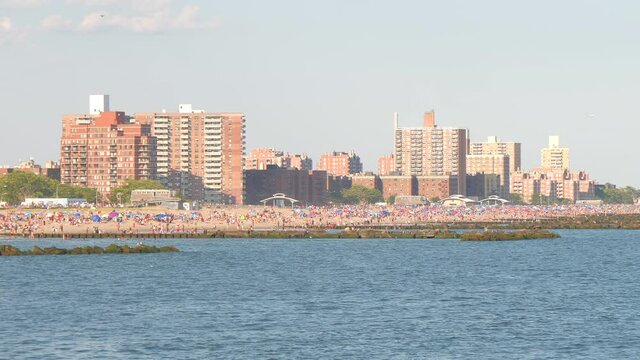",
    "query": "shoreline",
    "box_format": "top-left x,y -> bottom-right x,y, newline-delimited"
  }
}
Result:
2,228 -> 562,240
